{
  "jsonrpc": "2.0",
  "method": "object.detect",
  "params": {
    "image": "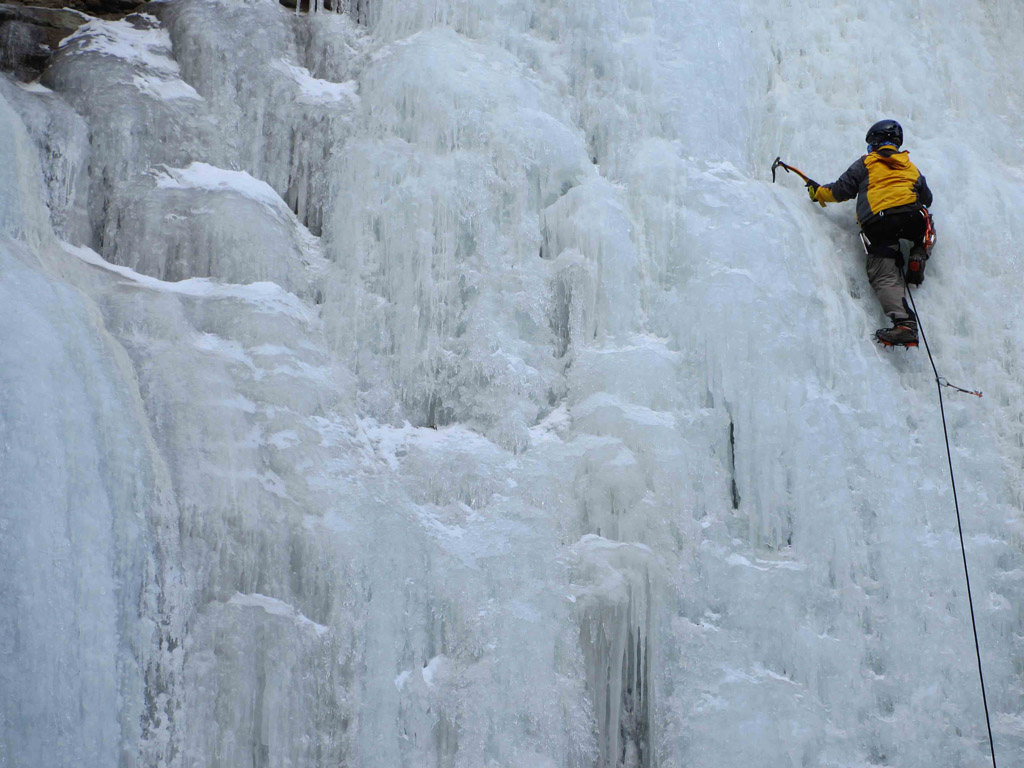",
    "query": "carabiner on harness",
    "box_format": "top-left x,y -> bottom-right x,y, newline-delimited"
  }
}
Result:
921,207 -> 937,252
